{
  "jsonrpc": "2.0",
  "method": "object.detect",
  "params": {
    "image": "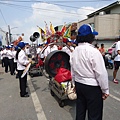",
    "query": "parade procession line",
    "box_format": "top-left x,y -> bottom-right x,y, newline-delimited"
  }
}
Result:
27,75 -> 47,120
